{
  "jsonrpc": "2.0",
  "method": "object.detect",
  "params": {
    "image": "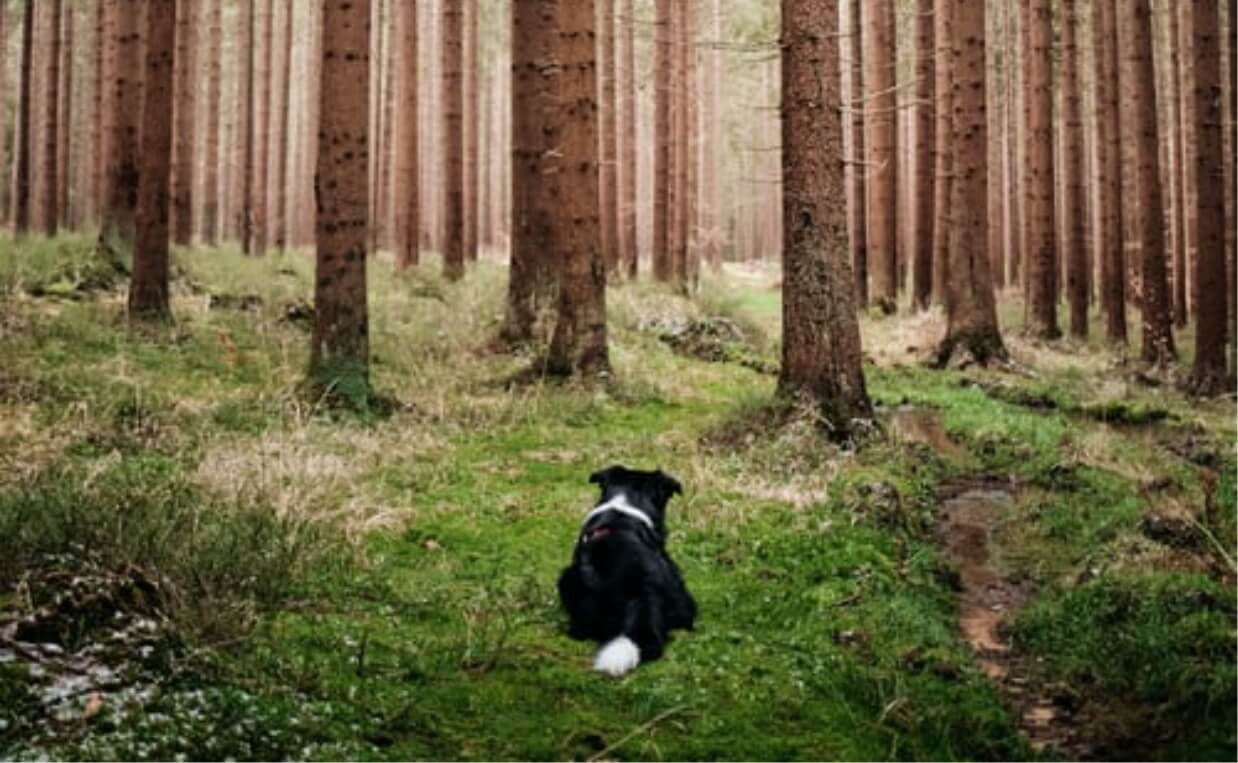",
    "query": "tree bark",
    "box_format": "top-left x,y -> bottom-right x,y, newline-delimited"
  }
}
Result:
1023,0 -> 1059,338
202,0 -> 222,244
849,0 -> 868,307
42,0 -> 61,236
1062,0 -> 1087,337
1188,0 -> 1229,392
600,0 -> 620,277
442,0 -> 465,279
395,0 -> 420,270
865,0 -> 898,312
171,0 -> 196,245
912,0 -> 934,310
312,0 -> 372,397
653,0 -> 672,281
14,0 -> 33,234
130,0 -> 176,320
1119,0 -> 1176,366
1096,0 -> 1127,342
57,1 -> 72,227
502,0 -> 559,344
620,0 -> 638,277
937,0 -> 1008,366
779,0 -> 872,433
547,0 -> 608,376
274,0 -> 294,249
1167,5 -> 1187,327
929,0 -> 952,308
